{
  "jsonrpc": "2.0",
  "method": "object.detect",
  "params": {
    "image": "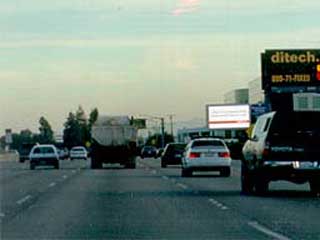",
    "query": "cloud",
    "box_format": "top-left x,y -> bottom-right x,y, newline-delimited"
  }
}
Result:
172,0 -> 201,16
